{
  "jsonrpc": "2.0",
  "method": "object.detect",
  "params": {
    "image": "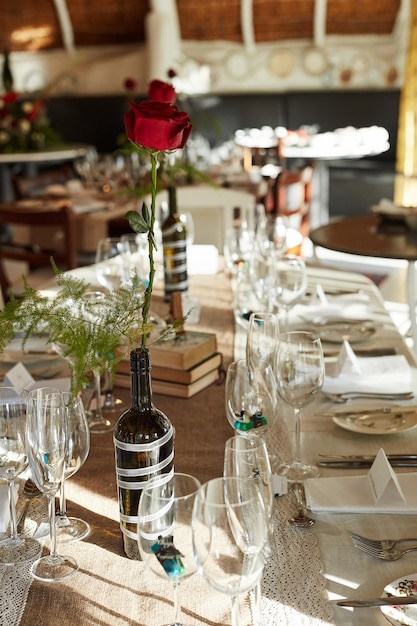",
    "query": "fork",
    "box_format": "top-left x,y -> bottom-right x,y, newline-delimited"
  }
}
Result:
322,391 -> 414,403
350,532 -> 417,560
350,531 -> 417,550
